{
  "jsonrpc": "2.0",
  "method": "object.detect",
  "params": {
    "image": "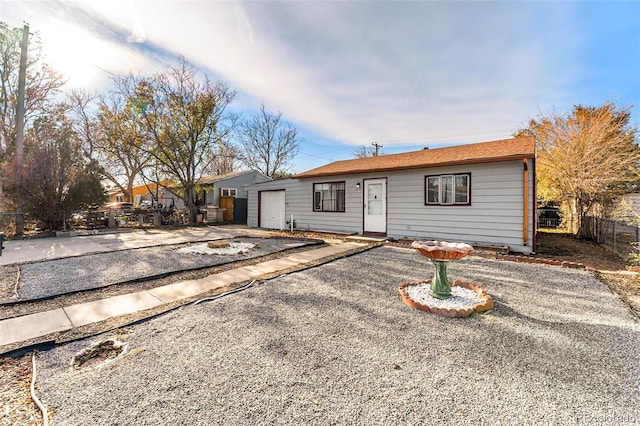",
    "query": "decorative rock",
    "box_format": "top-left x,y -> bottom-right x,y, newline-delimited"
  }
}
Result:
176,242 -> 255,255
398,280 -> 493,318
207,241 -> 231,249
